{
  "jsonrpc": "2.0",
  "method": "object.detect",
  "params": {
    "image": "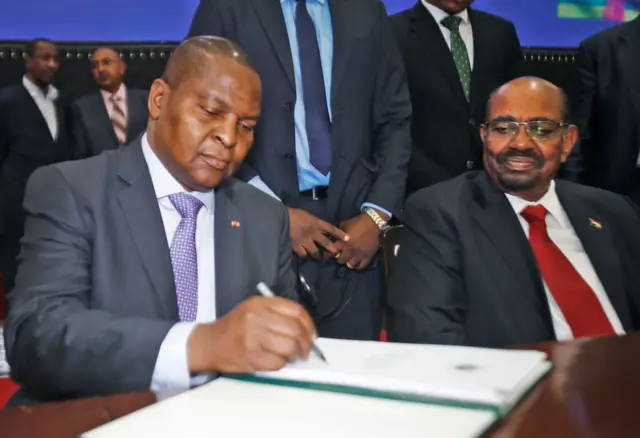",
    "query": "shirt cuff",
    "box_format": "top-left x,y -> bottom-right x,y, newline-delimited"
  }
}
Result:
361,202 -> 392,219
248,176 -> 281,201
150,322 -> 198,392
